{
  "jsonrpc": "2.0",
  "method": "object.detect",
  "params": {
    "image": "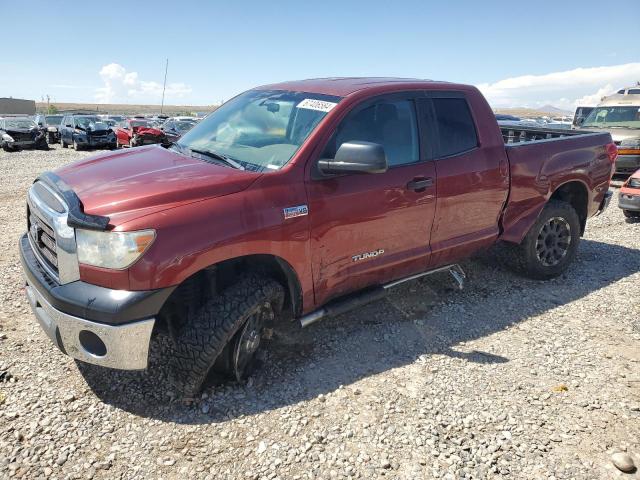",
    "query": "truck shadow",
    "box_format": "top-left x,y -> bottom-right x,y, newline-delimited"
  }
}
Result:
77,238 -> 640,423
